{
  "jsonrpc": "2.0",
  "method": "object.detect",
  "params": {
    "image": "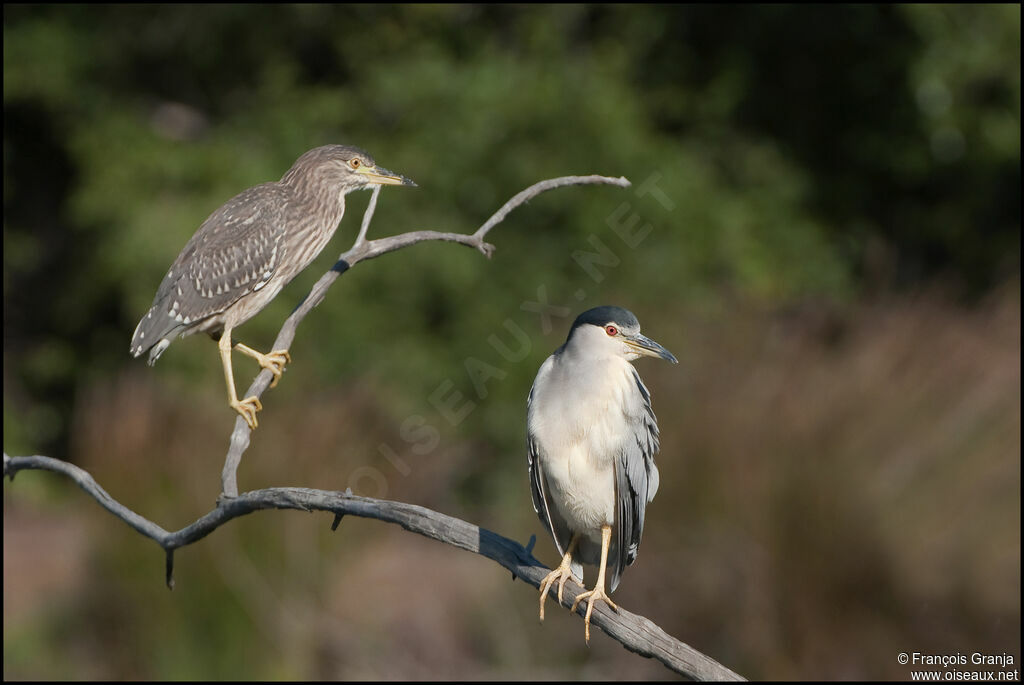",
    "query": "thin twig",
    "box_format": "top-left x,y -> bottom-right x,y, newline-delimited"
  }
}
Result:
472,174 -> 630,240
4,453 -> 744,681
351,184 -> 381,248
220,174 -> 631,497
